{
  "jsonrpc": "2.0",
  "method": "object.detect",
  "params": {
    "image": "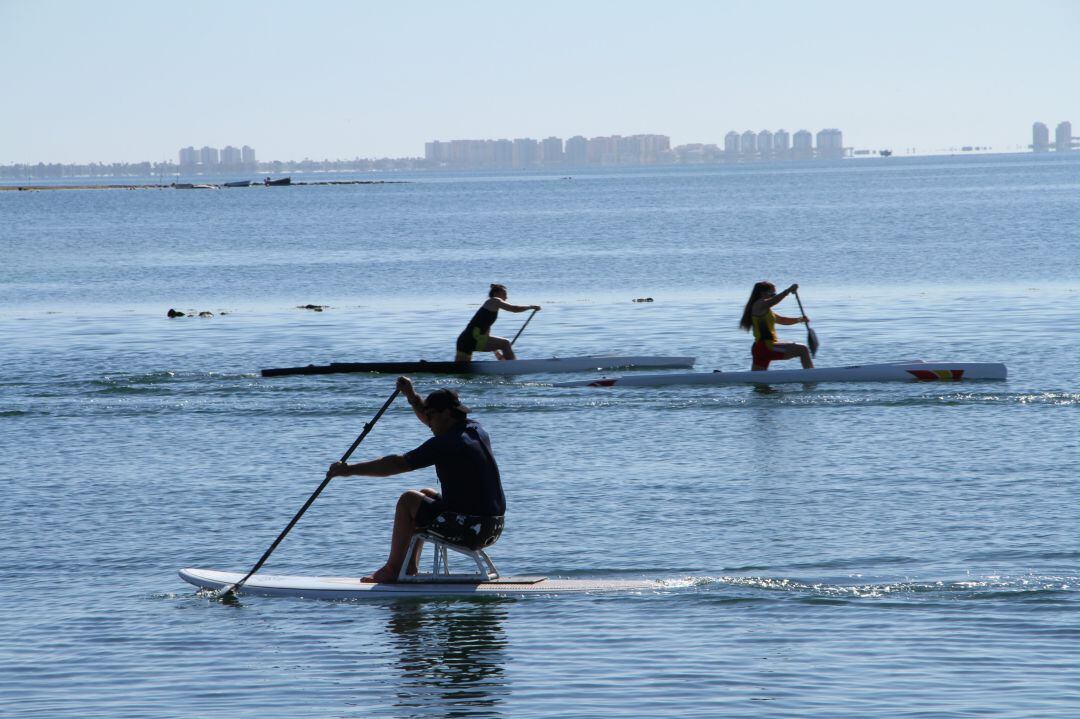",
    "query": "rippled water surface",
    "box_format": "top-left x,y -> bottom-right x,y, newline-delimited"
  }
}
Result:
2,156 -> 1079,718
